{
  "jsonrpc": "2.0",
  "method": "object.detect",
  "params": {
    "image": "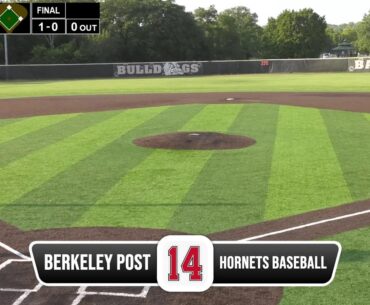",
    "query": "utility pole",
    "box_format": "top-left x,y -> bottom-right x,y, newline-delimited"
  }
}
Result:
4,34 -> 8,65
3,34 -> 9,80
